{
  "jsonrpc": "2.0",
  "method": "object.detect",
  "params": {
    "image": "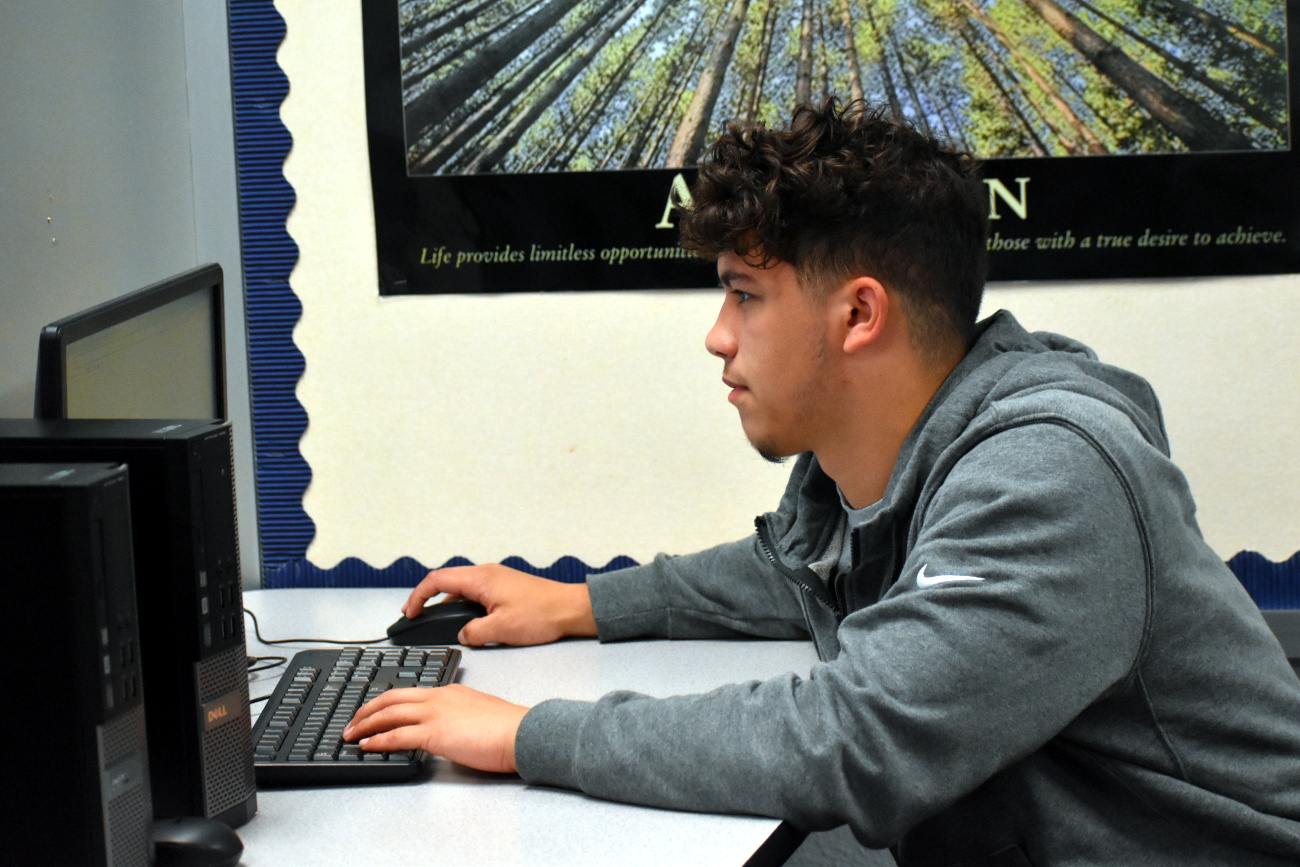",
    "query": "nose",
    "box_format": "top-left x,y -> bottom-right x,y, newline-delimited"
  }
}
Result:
706,303 -> 736,360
